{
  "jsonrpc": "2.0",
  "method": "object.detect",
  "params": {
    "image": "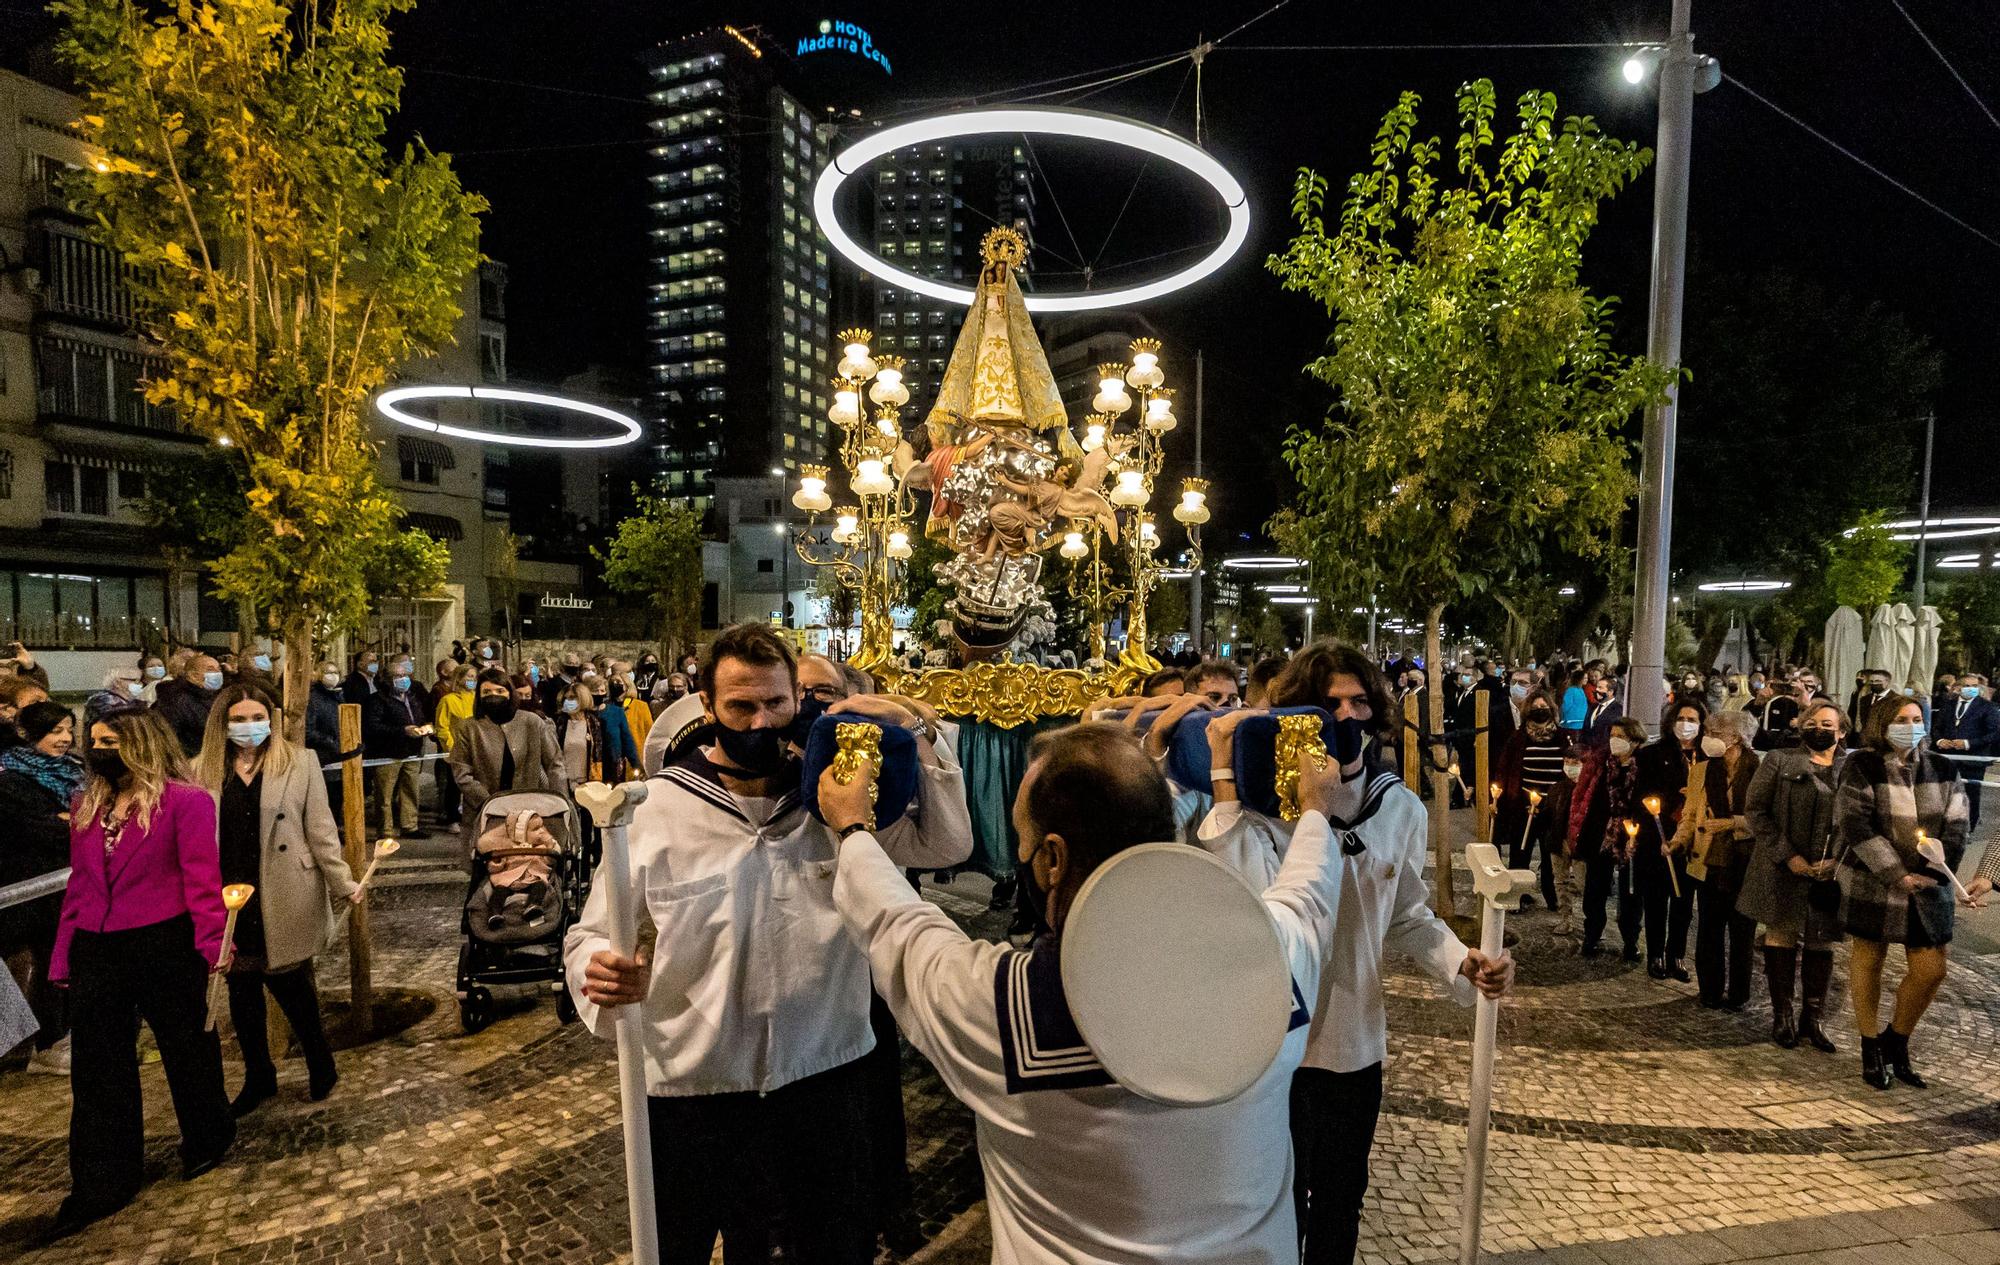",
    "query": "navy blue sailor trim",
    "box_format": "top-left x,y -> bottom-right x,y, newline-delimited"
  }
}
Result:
994,944 -> 1115,1095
